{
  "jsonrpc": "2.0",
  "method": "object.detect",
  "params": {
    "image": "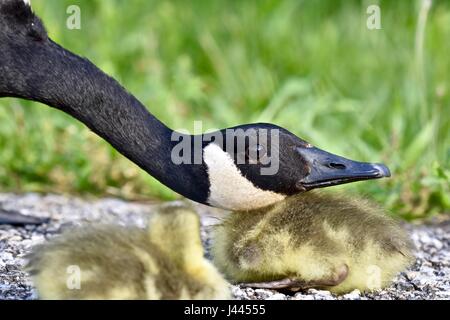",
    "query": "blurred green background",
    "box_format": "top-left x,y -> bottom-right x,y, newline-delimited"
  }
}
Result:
0,0 -> 448,219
